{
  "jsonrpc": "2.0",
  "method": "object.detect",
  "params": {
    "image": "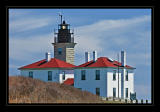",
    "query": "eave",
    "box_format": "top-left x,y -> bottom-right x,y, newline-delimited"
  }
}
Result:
74,66 -> 136,70
18,67 -> 75,70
